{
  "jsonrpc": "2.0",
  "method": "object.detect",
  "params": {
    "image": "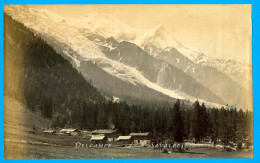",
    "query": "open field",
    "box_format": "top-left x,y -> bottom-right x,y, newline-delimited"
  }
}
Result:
4,119 -> 253,159
4,143 -> 254,159
4,97 -> 253,159
4,132 -> 253,159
